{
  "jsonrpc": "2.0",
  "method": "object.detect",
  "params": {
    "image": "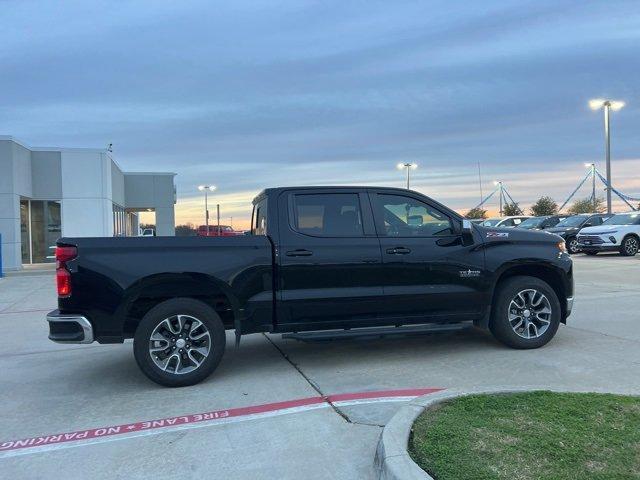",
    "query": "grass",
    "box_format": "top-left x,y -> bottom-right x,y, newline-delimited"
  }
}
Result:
409,391 -> 640,480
